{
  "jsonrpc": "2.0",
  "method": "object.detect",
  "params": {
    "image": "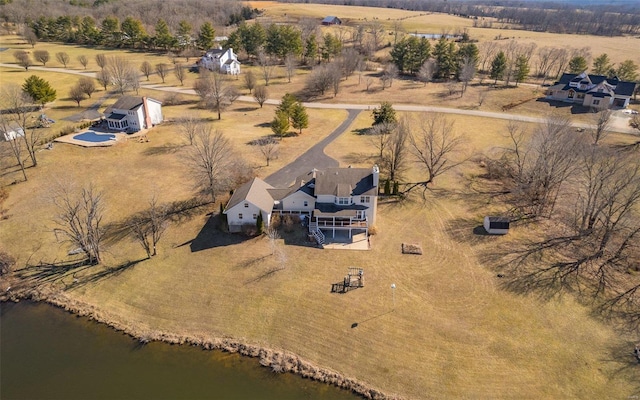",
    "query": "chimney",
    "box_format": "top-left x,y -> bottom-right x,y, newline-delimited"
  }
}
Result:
142,97 -> 153,129
372,164 -> 379,188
